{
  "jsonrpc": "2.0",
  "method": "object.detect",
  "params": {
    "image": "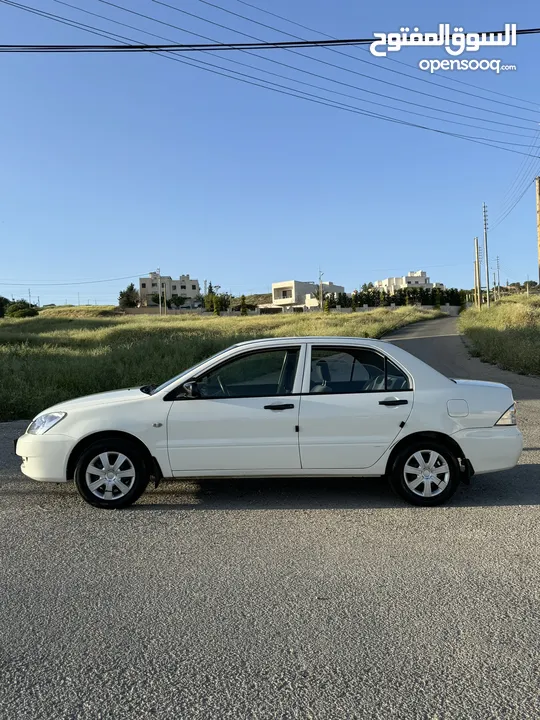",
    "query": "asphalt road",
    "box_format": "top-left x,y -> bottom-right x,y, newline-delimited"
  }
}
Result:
1,317 -> 539,719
